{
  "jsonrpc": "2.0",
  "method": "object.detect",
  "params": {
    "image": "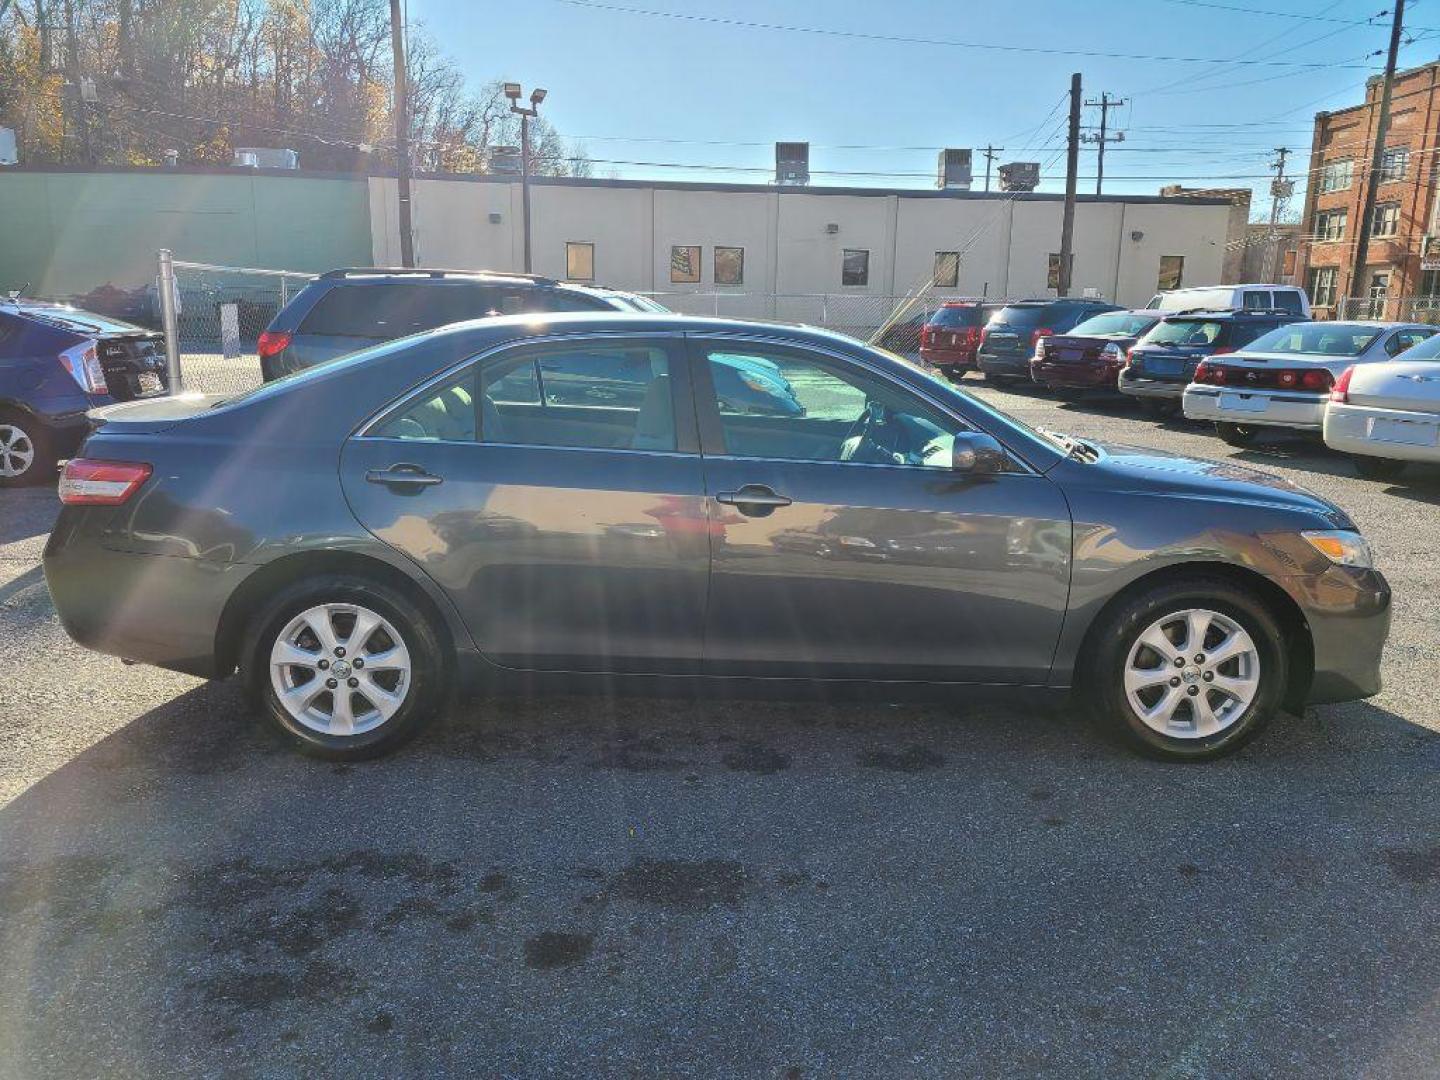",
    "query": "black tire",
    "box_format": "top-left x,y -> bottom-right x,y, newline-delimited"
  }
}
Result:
1215,421 -> 1259,447
1083,577 -> 1289,762
1138,398 -> 1175,420
242,573 -> 448,760
0,410 -> 56,488
1352,454 -> 1406,481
